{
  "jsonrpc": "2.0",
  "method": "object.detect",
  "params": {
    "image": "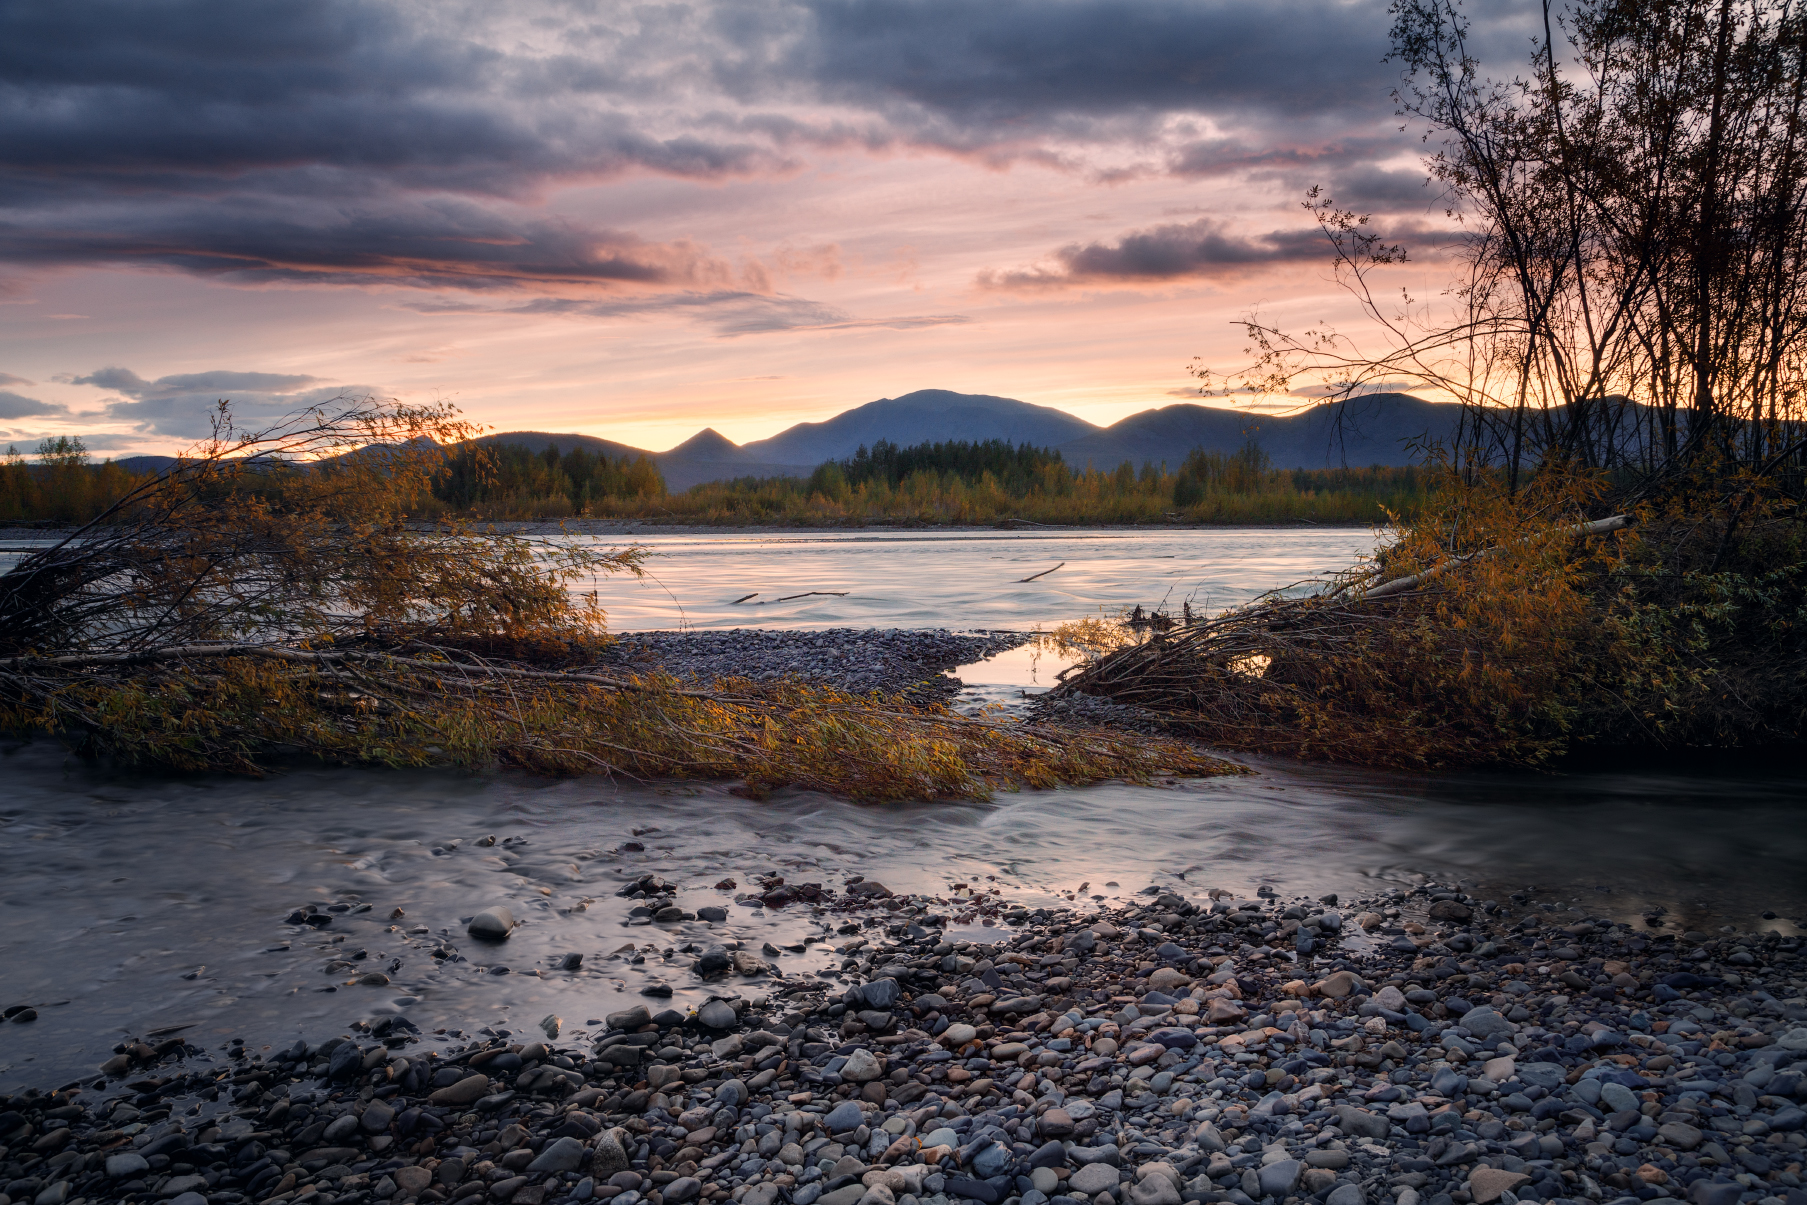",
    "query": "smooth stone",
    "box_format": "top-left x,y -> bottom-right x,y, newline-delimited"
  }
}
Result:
697,906 -> 728,922
168,1195 -> 207,1205
1466,1168 -> 1529,1204
394,1165 -> 434,1194
1325,1186 -> 1365,1205
1032,1168 -> 1060,1195
842,1048 -> 884,1083
826,1100 -> 867,1132
1461,1007 -> 1516,1040
1128,1176 -> 1180,1205
468,905 -> 516,939
160,1175 -> 209,1197
530,1136 -> 588,1173
107,1152 -> 151,1178
325,1112 -> 361,1142
698,999 -> 738,1029
665,1177 -> 703,1203
361,1099 -> 396,1133
860,979 -> 903,1009
428,1073 -> 492,1105
1599,1082 -> 1639,1114
592,1130 -> 631,1175
1070,1164 -> 1122,1195
1257,1160 -> 1301,1198
607,1005 -> 652,1030
1657,1122 -> 1703,1151
943,1024 -> 978,1047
